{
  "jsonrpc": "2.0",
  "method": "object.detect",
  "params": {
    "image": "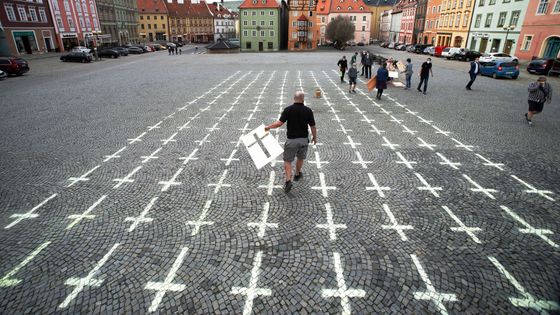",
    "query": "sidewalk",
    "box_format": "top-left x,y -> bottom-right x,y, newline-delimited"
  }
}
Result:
18,52 -> 63,61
